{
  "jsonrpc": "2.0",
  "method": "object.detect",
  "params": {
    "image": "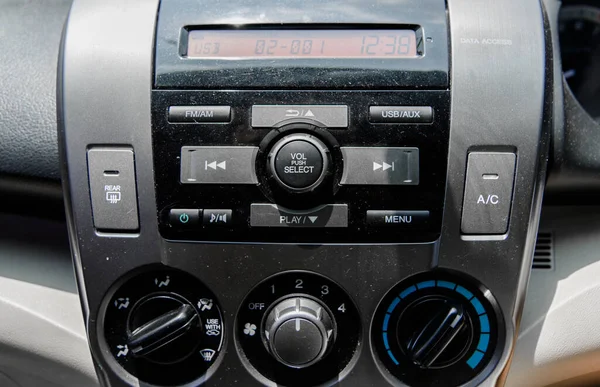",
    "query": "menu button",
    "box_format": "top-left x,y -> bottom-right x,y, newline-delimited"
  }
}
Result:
366,210 -> 430,228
